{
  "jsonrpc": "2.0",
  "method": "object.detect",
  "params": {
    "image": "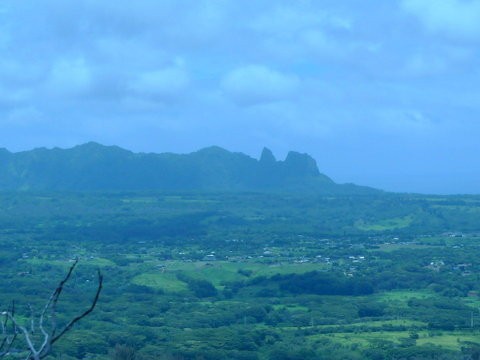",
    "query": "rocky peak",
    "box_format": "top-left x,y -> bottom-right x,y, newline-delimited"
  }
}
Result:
259,147 -> 276,164
284,151 -> 320,176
